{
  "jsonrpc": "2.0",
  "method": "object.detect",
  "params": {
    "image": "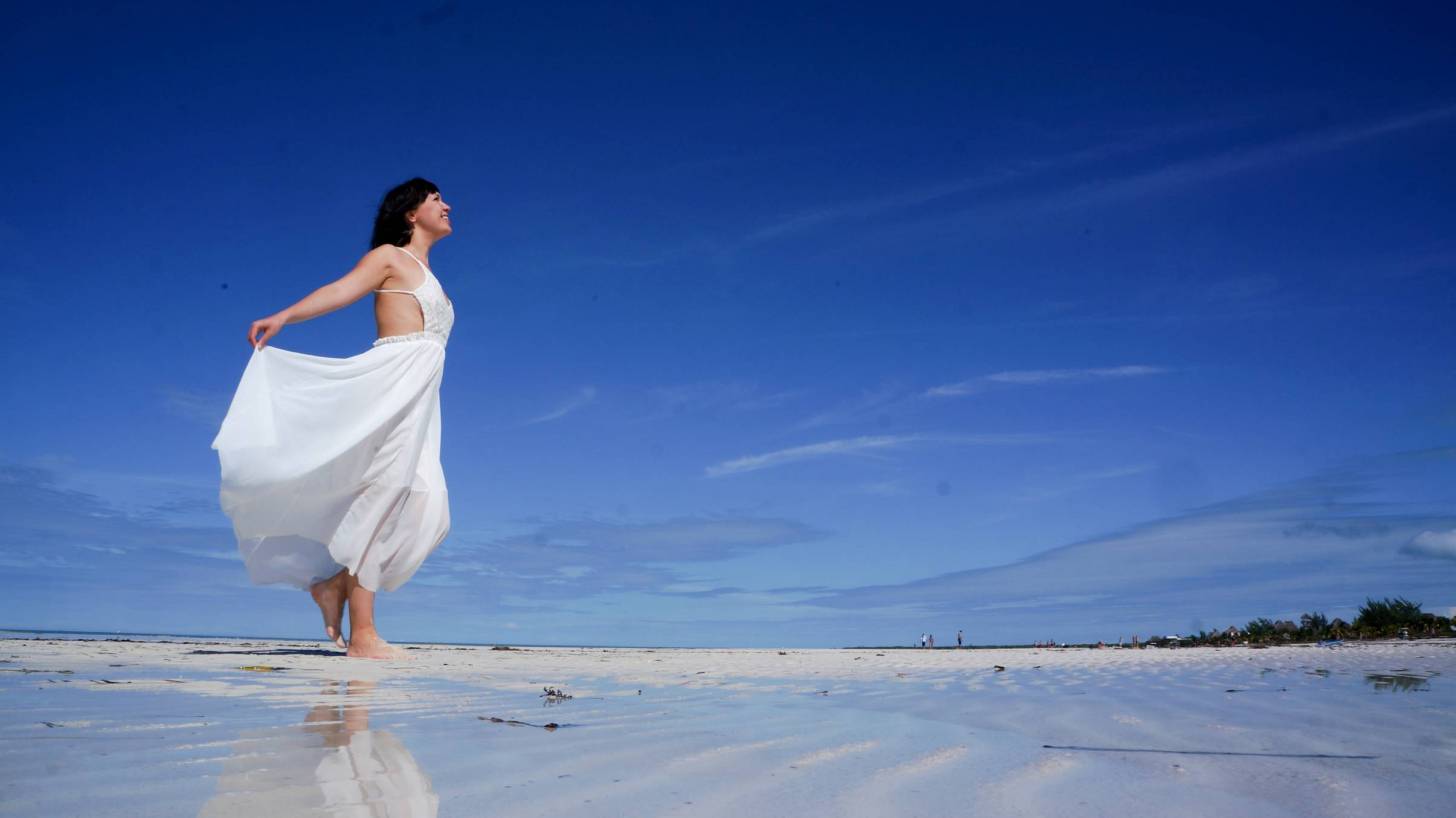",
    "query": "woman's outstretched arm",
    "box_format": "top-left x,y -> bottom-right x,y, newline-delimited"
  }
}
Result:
248,246 -> 394,348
